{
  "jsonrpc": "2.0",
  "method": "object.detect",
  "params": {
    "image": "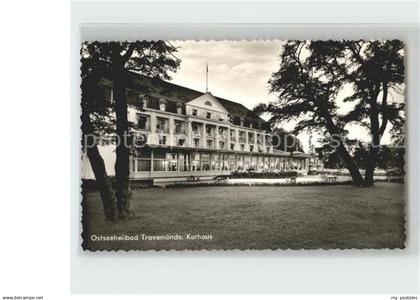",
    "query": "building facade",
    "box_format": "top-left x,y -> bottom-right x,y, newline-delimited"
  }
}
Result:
81,74 -> 311,181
